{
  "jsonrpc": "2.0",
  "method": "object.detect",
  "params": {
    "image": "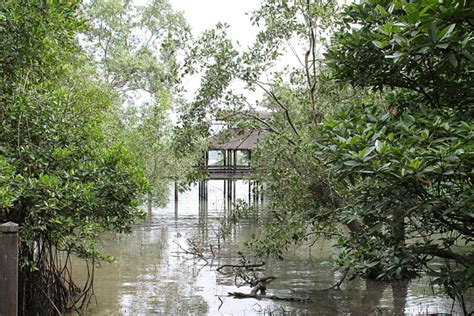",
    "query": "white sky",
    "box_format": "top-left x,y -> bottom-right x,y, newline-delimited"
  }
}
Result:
170,0 -> 261,48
